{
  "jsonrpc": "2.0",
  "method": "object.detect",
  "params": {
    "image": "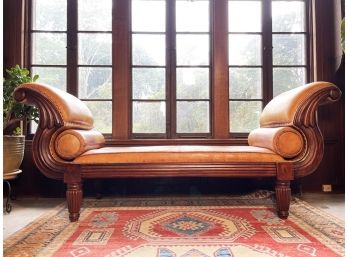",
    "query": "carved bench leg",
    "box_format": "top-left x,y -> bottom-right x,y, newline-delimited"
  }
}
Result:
64,166 -> 82,222
275,163 -> 294,219
67,182 -> 83,222
275,181 -> 291,219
